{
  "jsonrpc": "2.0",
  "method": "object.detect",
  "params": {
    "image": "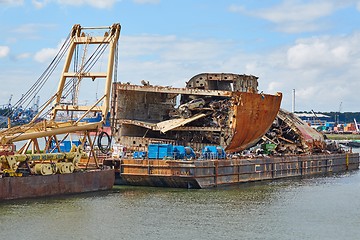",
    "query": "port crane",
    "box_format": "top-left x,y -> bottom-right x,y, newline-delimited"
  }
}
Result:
7,94 -> 13,109
0,24 -> 121,175
311,109 -> 323,127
